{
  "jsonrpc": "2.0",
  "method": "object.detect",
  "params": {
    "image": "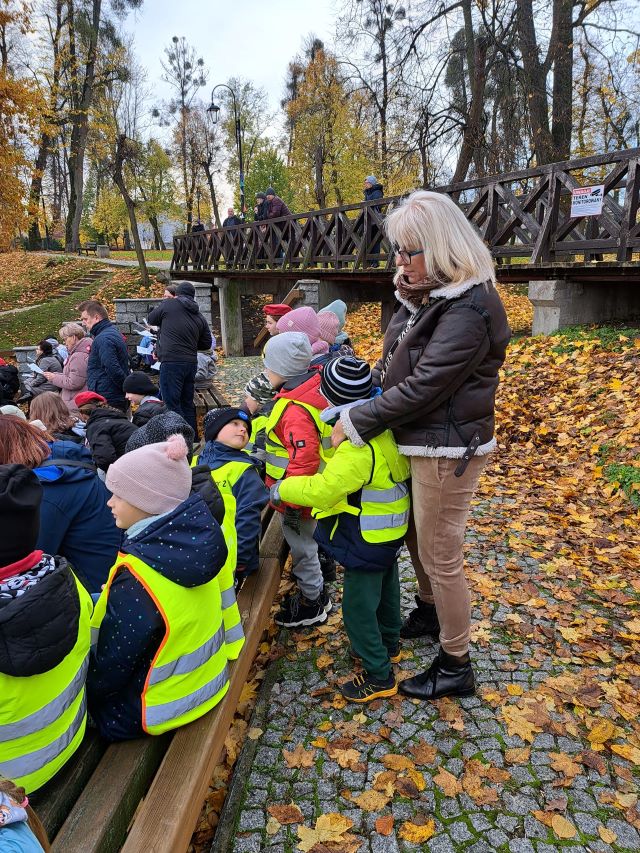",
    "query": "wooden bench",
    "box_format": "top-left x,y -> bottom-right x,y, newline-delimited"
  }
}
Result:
33,506 -> 287,853
78,242 -> 97,256
194,381 -> 228,416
